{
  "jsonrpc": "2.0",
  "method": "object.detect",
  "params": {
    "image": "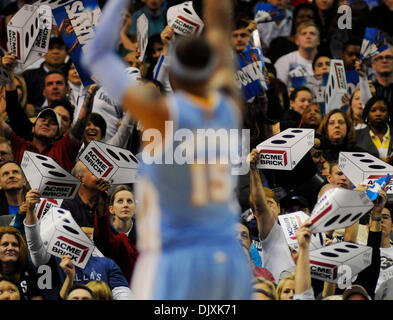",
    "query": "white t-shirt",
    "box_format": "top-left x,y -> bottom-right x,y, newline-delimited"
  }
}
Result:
261,221 -> 296,283
274,51 -> 314,88
257,9 -> 293,48
92,87 -> 123,141
376,246 -> 393,292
